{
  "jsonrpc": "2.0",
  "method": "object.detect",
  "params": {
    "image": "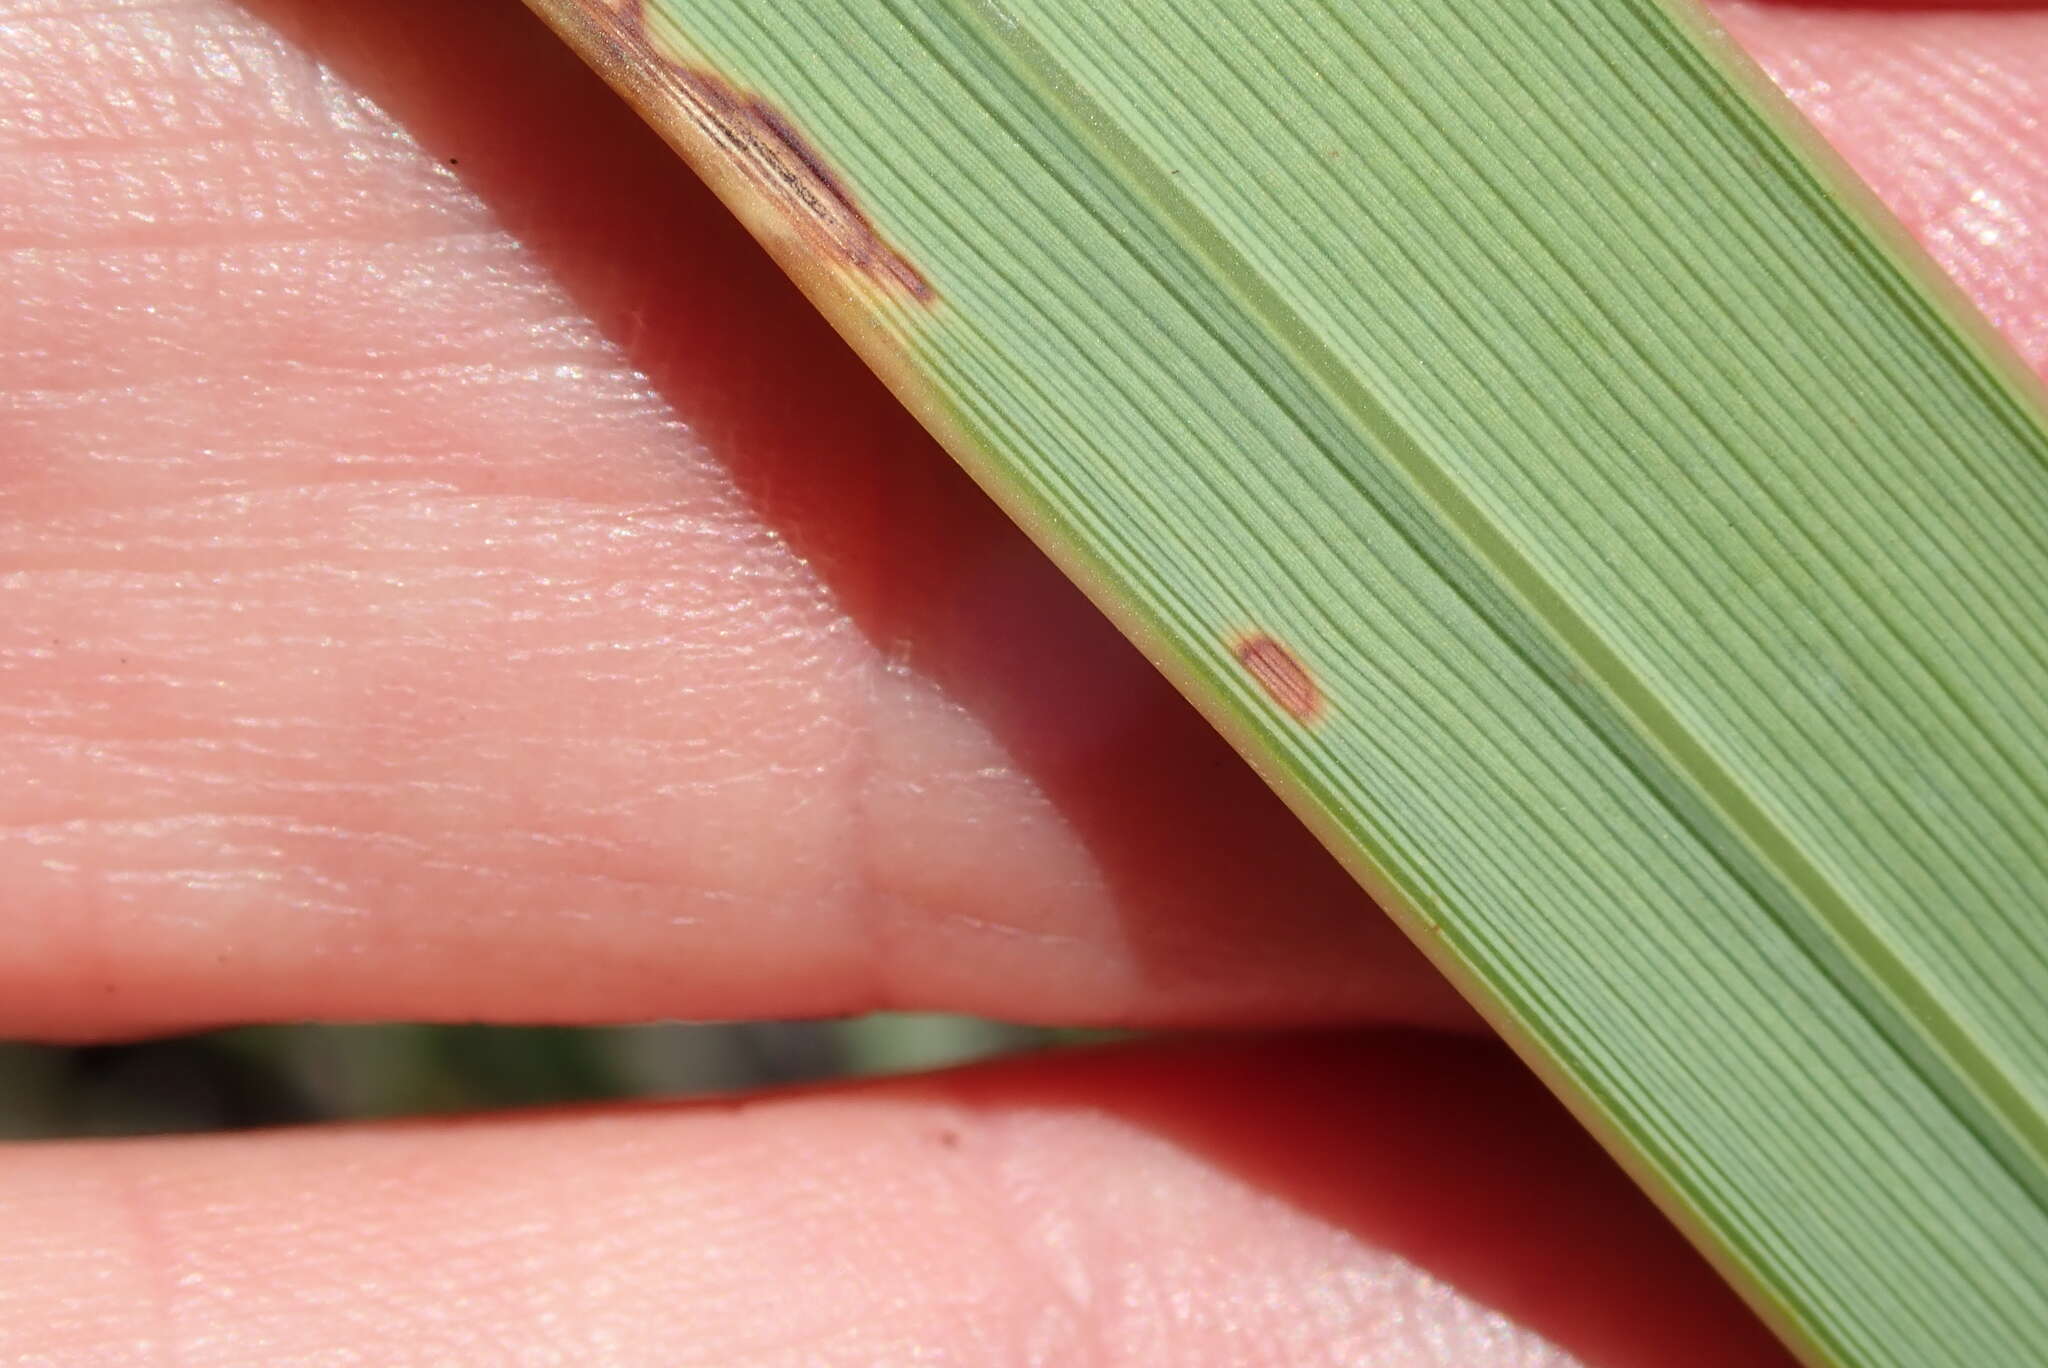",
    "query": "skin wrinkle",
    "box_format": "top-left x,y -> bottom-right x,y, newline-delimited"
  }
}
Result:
109,1161 -> 183,1368
955,1092 -> 1125,1366
0,1166 -> 160,1365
